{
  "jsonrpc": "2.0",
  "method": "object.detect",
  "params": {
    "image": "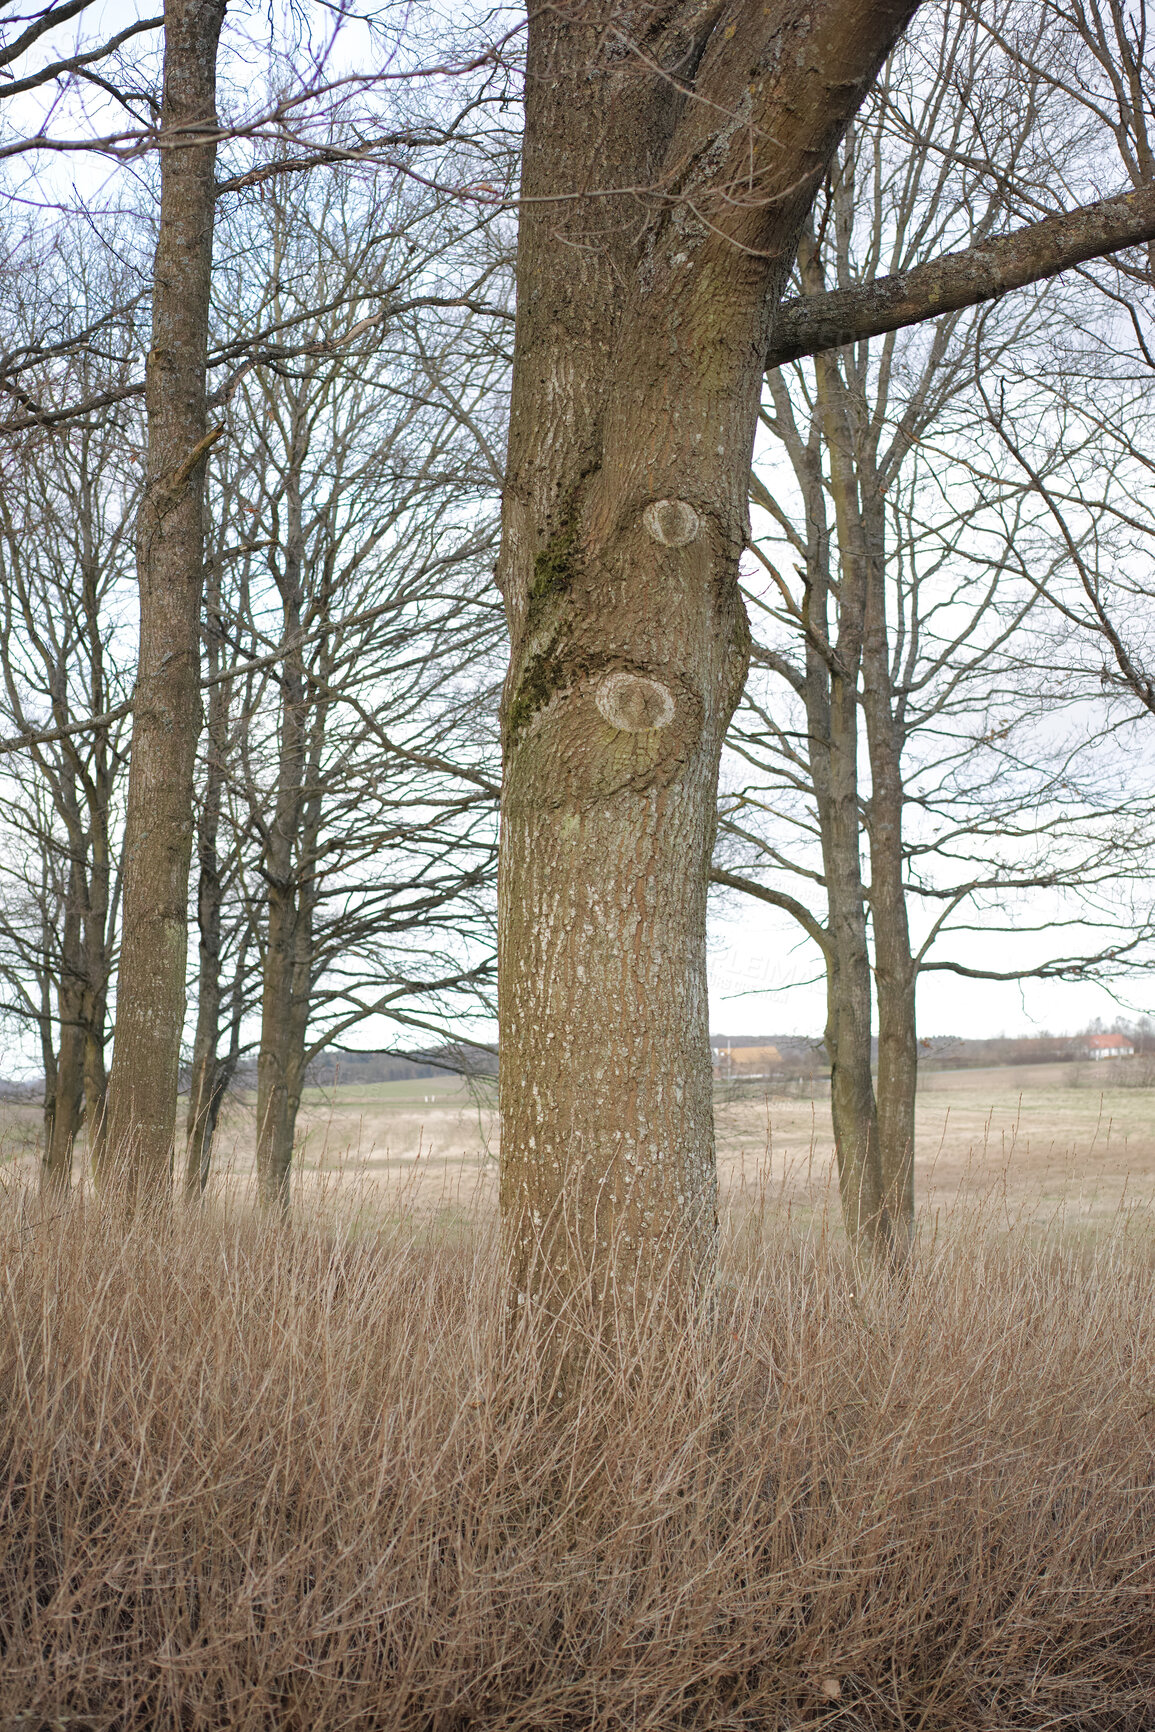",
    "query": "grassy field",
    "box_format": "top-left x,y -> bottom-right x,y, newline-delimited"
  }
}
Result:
8,1058 -> 1148,1225
1,1190 -> 1152,1729
4,1060 -> 1155,1230
1,1068 -> 1154,1728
